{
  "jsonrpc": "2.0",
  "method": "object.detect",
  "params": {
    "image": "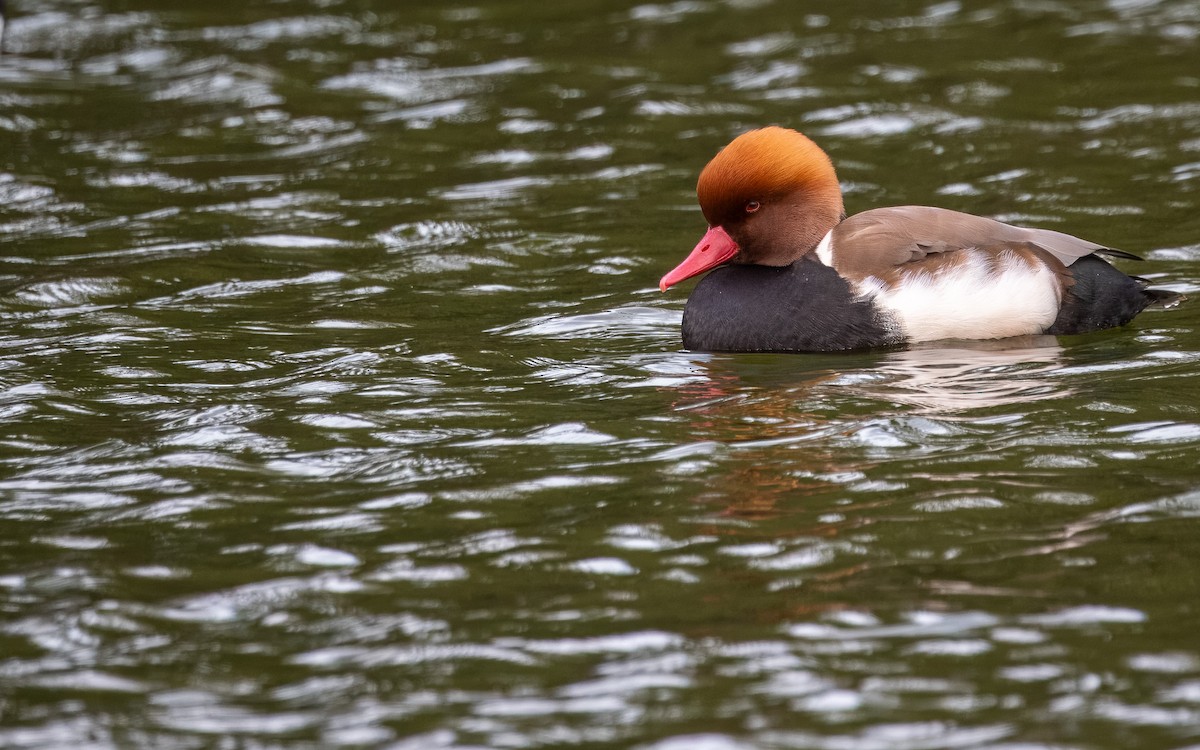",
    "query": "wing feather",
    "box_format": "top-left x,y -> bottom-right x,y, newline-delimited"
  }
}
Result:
829,206 -> 1132,279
